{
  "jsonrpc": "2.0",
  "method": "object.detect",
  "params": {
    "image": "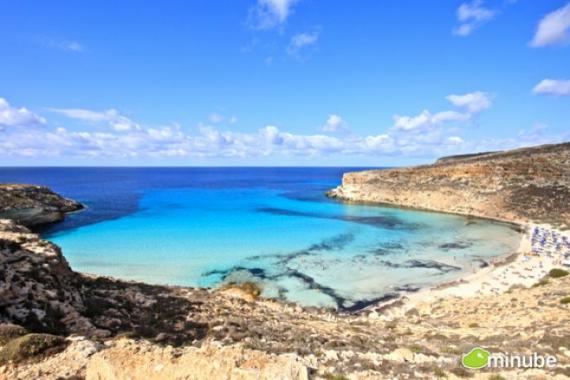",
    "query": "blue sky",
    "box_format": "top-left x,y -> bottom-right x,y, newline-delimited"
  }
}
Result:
1,0 -> 569,166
